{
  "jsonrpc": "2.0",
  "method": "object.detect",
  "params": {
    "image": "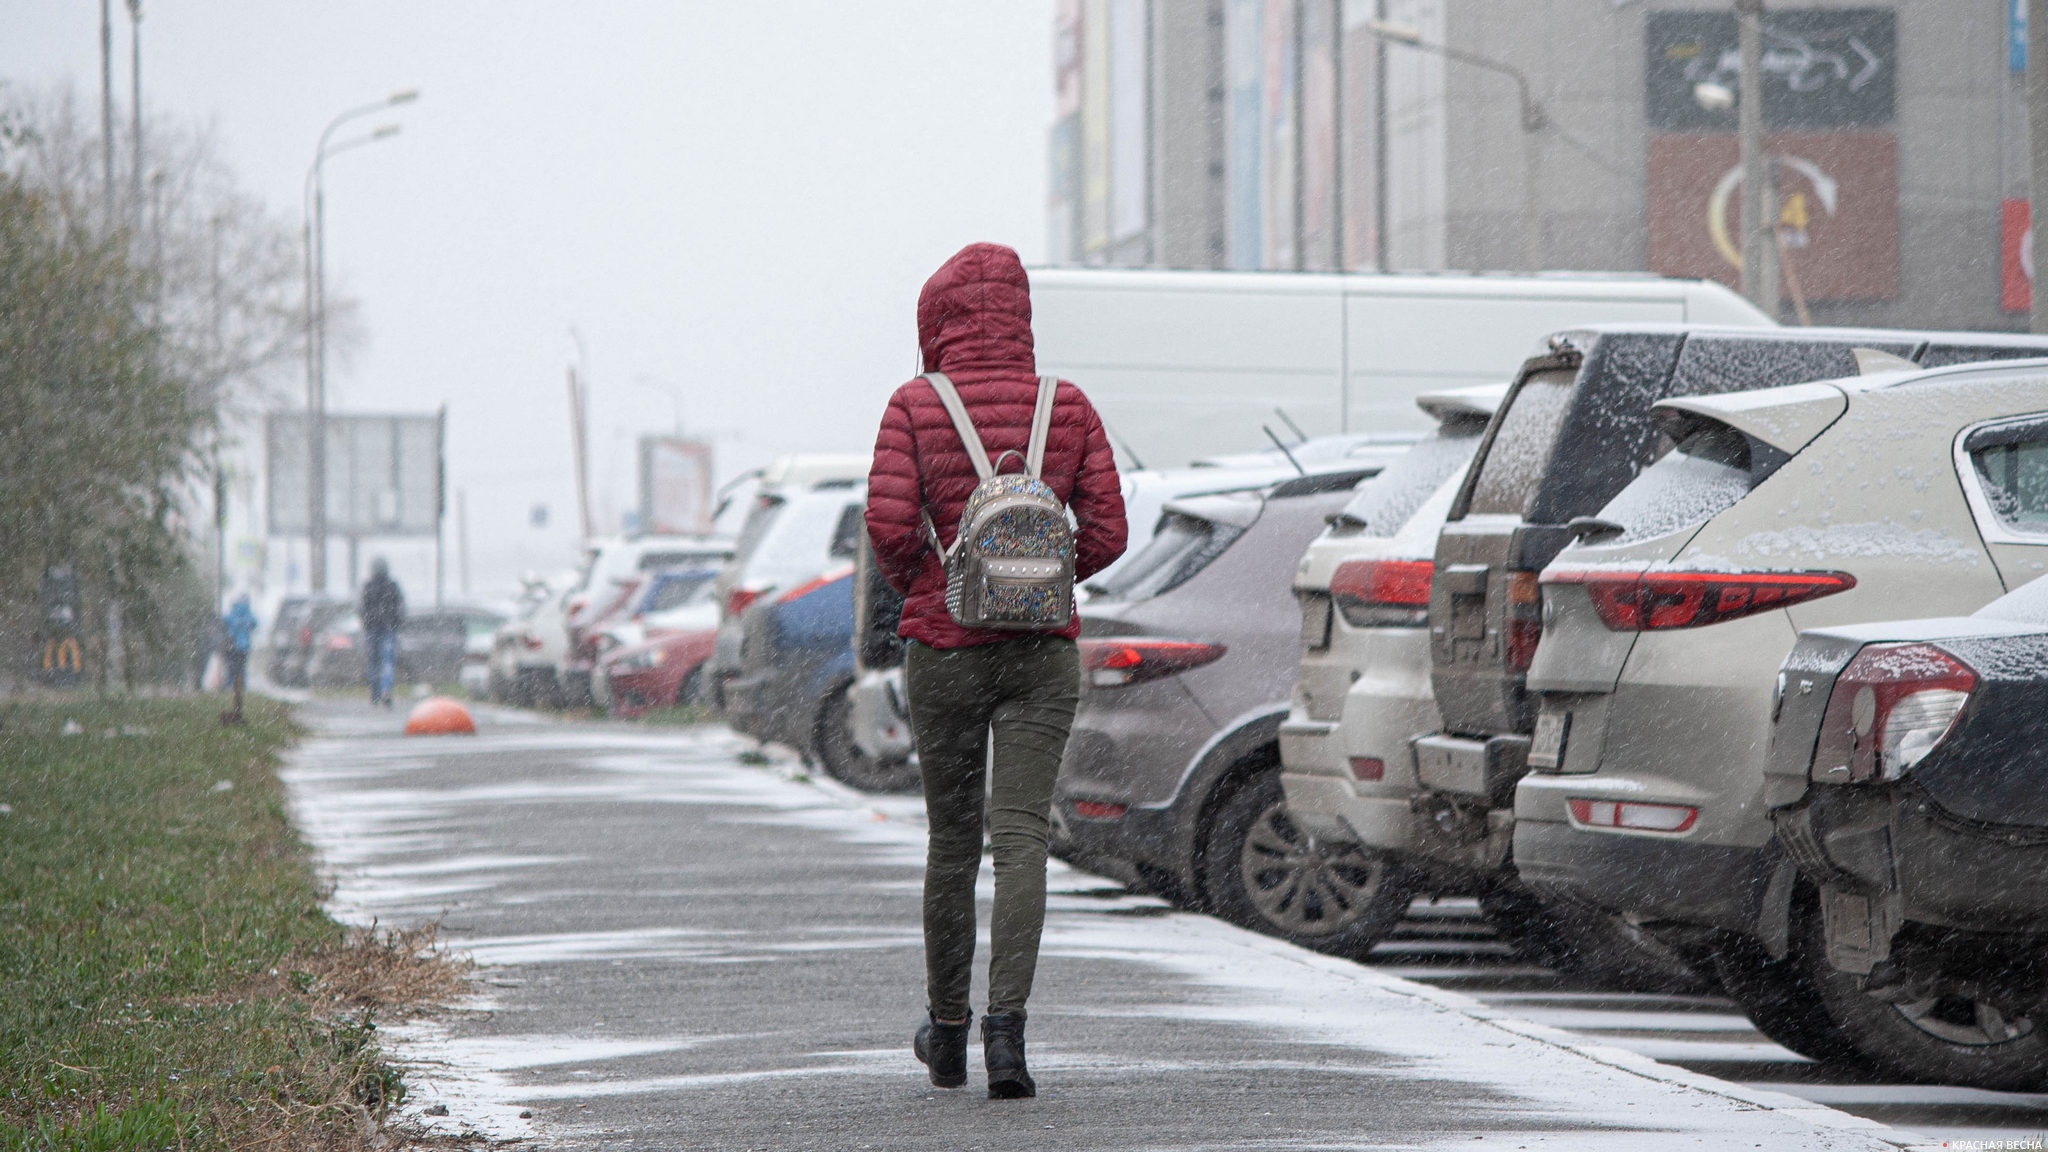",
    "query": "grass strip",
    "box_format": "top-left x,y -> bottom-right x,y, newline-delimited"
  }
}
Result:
0,696 -> 463,1151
